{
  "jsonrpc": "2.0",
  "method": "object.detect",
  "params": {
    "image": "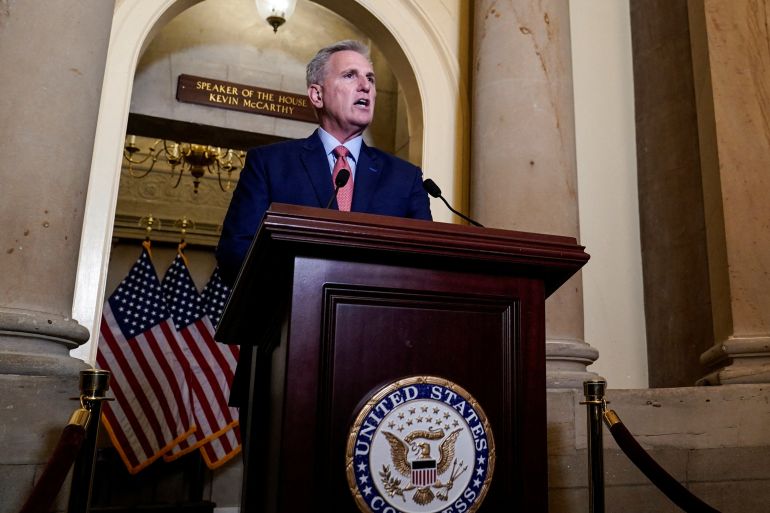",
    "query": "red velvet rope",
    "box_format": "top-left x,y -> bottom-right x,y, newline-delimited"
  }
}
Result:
608,421 -> 720,513
19,424 -> 87,513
